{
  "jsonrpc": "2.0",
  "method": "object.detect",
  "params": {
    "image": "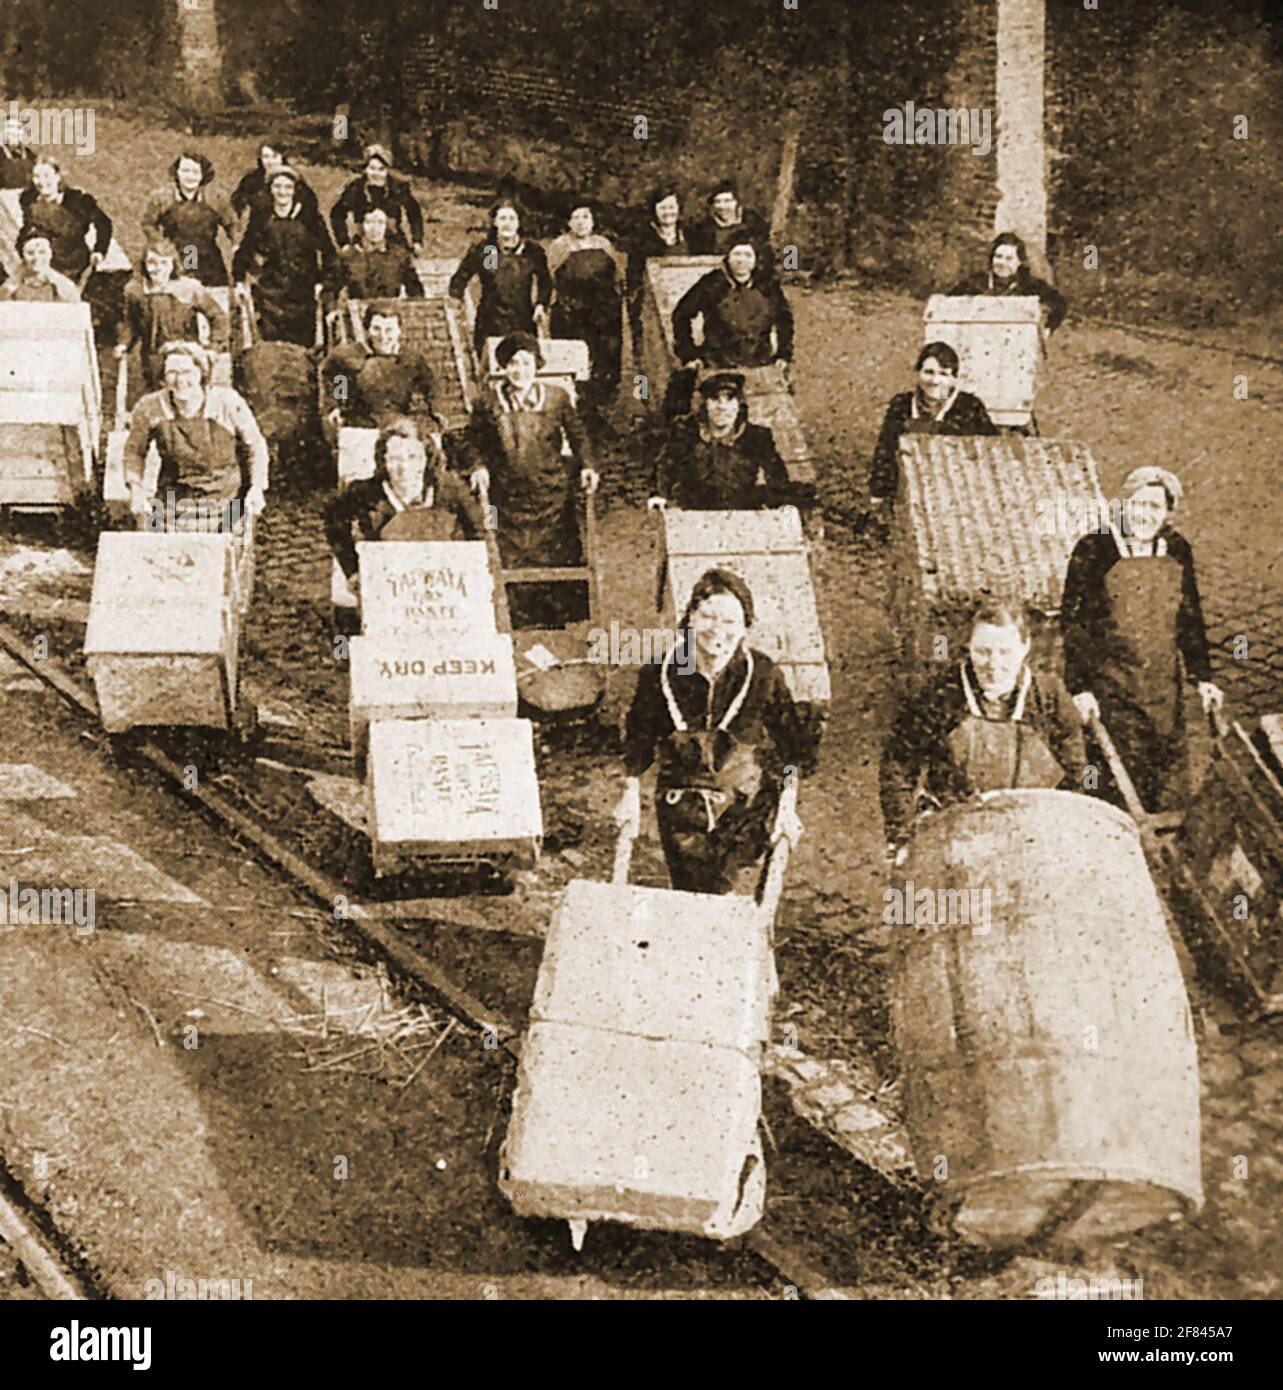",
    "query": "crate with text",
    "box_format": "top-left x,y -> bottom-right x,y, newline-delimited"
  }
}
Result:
365,717 -> 542,874
357,539 -> 500,639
